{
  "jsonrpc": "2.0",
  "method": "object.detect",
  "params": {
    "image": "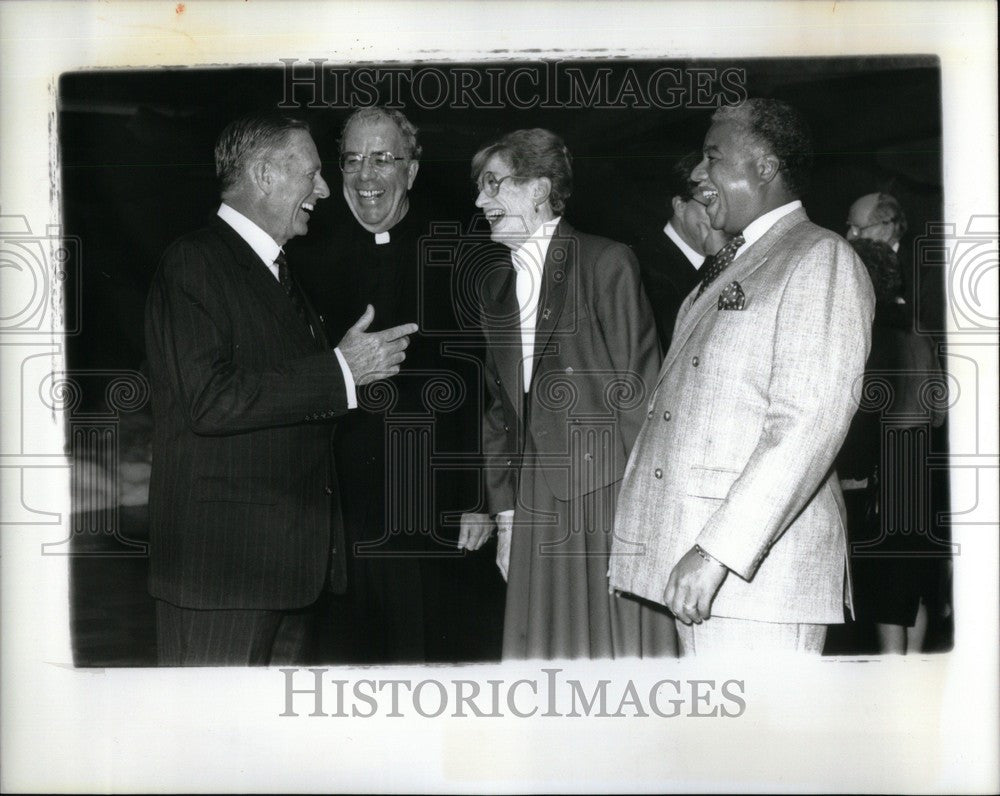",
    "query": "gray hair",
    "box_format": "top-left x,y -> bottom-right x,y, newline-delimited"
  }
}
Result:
339,106 -> 422,160
713,98 -> 814,196
214,111 -> 310,193
471,128 -> 573,214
